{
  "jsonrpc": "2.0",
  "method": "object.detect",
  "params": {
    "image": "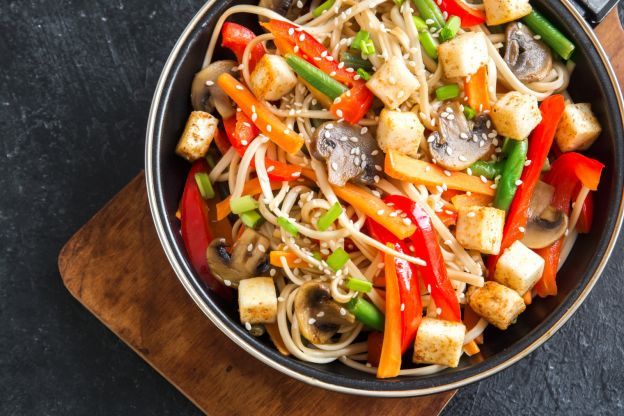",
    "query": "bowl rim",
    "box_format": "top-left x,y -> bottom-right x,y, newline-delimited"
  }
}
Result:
145,0 -> 624,397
